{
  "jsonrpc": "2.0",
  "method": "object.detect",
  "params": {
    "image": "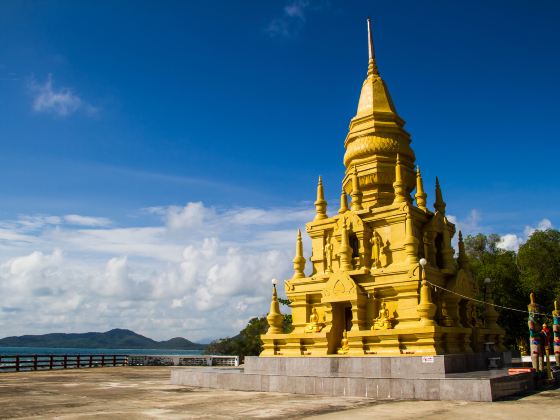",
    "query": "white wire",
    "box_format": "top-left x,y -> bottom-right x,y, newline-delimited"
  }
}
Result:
425,279 -> 552,318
